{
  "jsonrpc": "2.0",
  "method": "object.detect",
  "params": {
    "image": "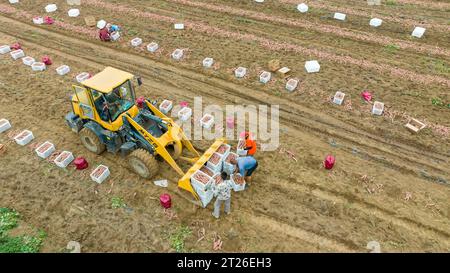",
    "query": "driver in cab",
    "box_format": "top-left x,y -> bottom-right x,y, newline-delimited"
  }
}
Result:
101,87 -> 128,120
